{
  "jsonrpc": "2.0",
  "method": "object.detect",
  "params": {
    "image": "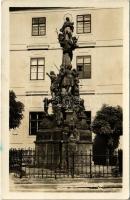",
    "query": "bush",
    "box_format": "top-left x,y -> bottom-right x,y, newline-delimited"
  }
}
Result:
118,149 -> 123,175
91,105 -> 123,164
92,134 -> 108,165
